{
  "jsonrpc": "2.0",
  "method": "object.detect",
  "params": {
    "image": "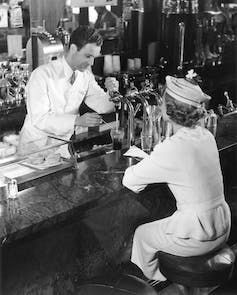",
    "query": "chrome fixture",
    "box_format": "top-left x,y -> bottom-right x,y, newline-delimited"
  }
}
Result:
217,91 -> 237,117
